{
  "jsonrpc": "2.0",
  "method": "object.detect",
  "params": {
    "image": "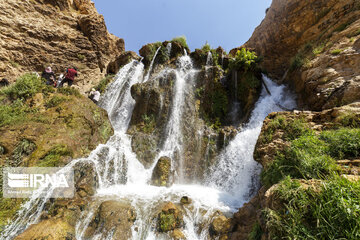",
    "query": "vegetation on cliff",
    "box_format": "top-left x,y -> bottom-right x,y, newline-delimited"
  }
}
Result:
251,108 -> 360,240
0,73 -> 114,233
